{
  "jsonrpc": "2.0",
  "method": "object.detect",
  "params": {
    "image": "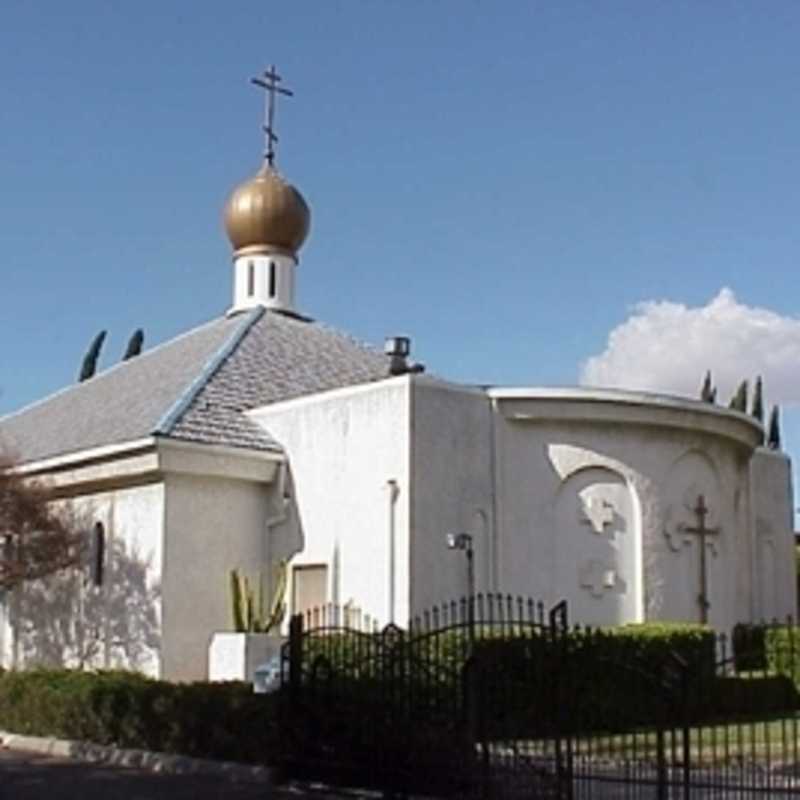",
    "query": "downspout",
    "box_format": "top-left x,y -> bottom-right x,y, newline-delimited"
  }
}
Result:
387,479 -> 400,624
264,461 -> 291,534
264,461 -> 292,615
